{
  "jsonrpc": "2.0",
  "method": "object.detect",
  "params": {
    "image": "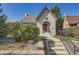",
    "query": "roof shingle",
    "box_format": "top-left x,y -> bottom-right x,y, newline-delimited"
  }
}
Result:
22,15 -> 37,23
66,16 -> 79,24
